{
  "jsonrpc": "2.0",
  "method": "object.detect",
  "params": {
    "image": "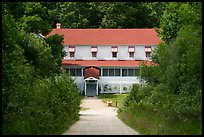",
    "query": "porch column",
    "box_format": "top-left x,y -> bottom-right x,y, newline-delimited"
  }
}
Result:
84,81 -> 87,96
120,84 -> 122,94
101,84 -> 103,93
96,81 -> 99,95
82,68 -> 84,76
